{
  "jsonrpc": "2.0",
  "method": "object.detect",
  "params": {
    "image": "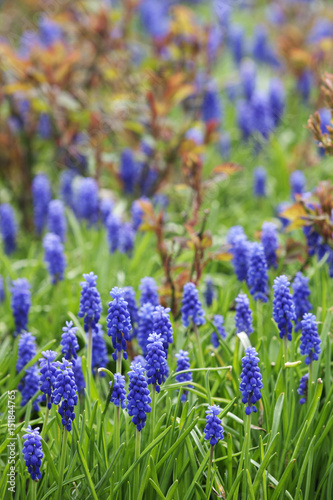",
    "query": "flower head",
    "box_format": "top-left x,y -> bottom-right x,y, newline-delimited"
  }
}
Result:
47,200 -> 67,242
11,278 -> 31,335
59,170 -> 76,208
240,59 -> 256,101
137,303 -> 155,356
17,332 -> 37,373
43,232 -> 66,284
272,276 -> 296,341
39,350 -> 59,408
73,177 -> 99,225
235,293 -> 253,336
204,277 -> 215,307
300,313 -> 321,365
61,321 -> 79,364
202,83 -> 222,124
106,213 -> 121,253
73,357 -> 86,395
211,314 -> 226,347
152,305 -> 173,356
240,347 -> 263,415
122,287 -> 139,336
290,170 -> 305,200
261,221 -> 279,269
23,426 -> 43,481
78,272 -> 102,333
247,243 -> 269,302
0,203 -> 17,255
120,148 -> 138,194
119,222 -> 136,256
297,373 -> 309,404
175,350 -> 192,403
20,365 -> 41,411
230,234 -> 251,282
107,287 -> 132,361
253,166 -> 267,198
32,174 -> 51,235
0,275 -> 5,303
127,362 -> 151,431
52,358 -> 78,431
292,272 -> 312,331
181,282 -> 206,328
99,198 -> 114,226
131,199 -> 146,231
110,373 -> 126,409
145,333 -> 168,393
269,78 -> 285,127
91,324 -> 109,375
139,277 -> 159,307
204,405 -> 224,446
